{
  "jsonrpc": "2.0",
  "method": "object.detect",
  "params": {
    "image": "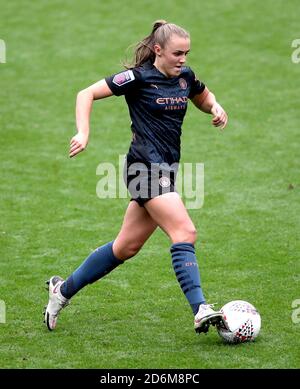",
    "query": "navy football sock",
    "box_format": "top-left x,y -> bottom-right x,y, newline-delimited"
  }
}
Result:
60,241 -> 123,299
170,242 -> 206,315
